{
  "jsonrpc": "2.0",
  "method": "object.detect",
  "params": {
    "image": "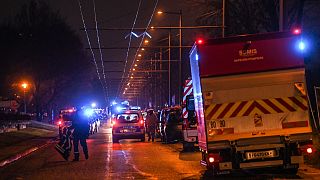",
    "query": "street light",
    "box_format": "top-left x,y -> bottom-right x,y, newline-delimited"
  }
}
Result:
157,9 -> 182,105
21,82 -> 28,113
